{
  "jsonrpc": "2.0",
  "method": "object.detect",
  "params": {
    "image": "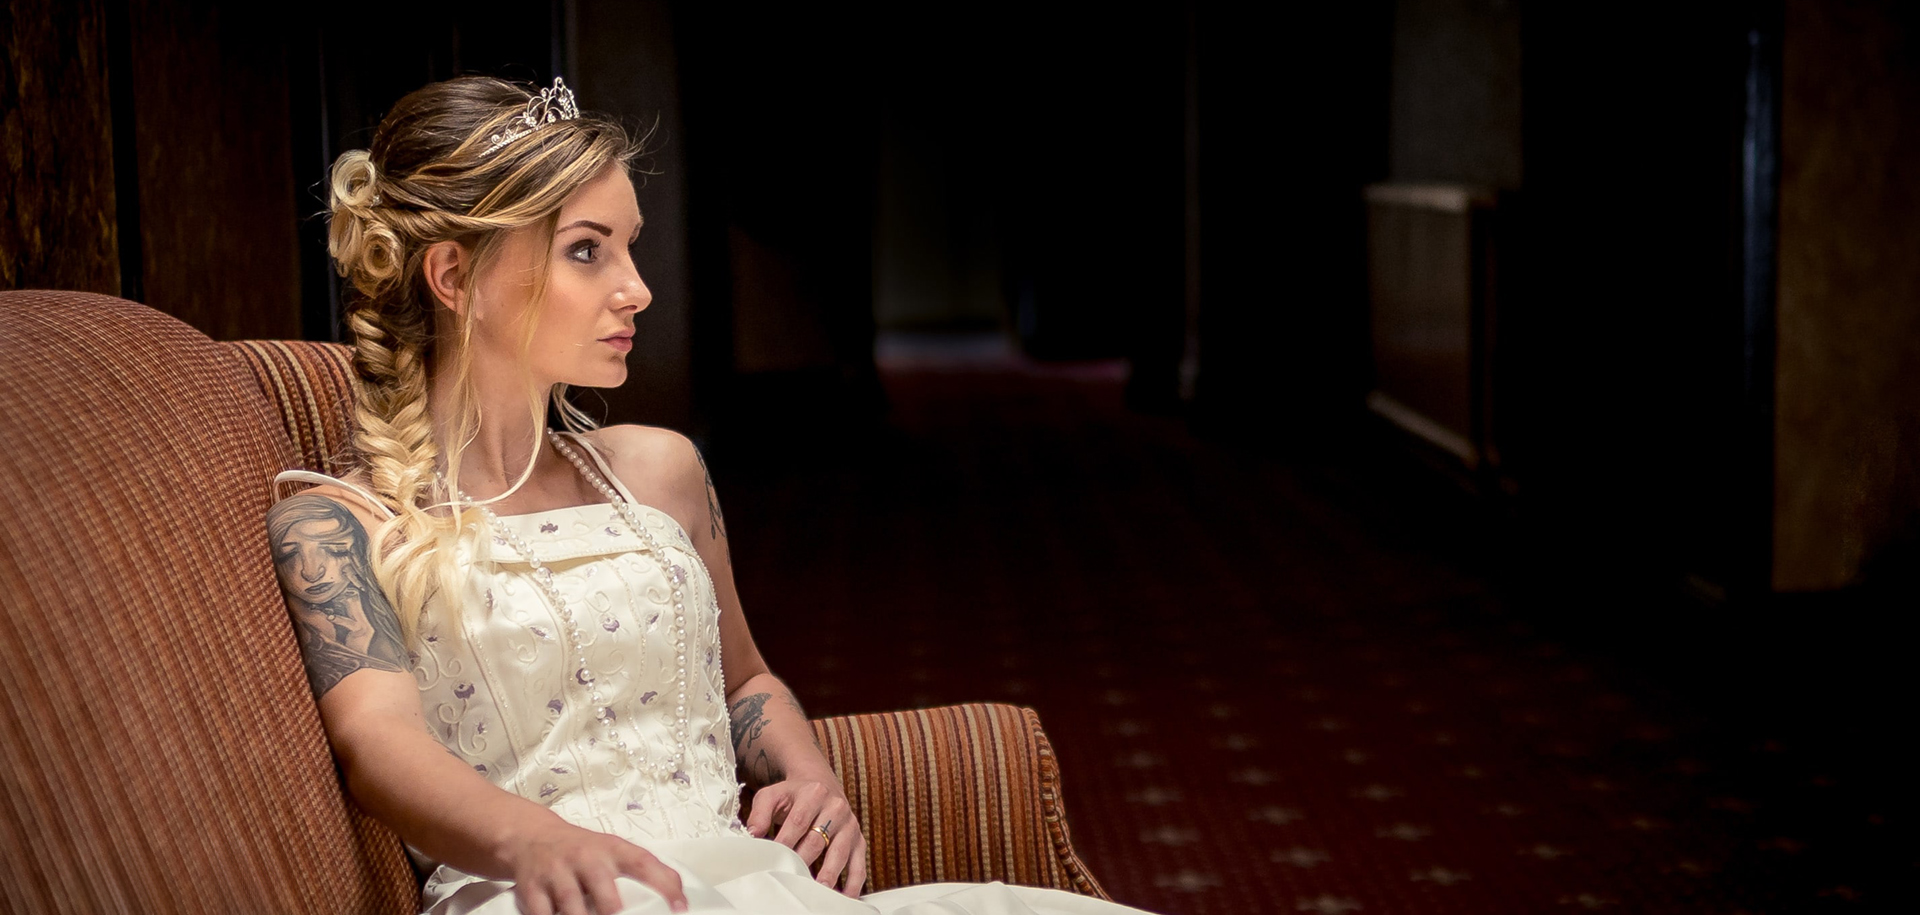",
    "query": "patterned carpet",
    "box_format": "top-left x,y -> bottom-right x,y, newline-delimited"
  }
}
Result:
714,337 -> 1910,914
